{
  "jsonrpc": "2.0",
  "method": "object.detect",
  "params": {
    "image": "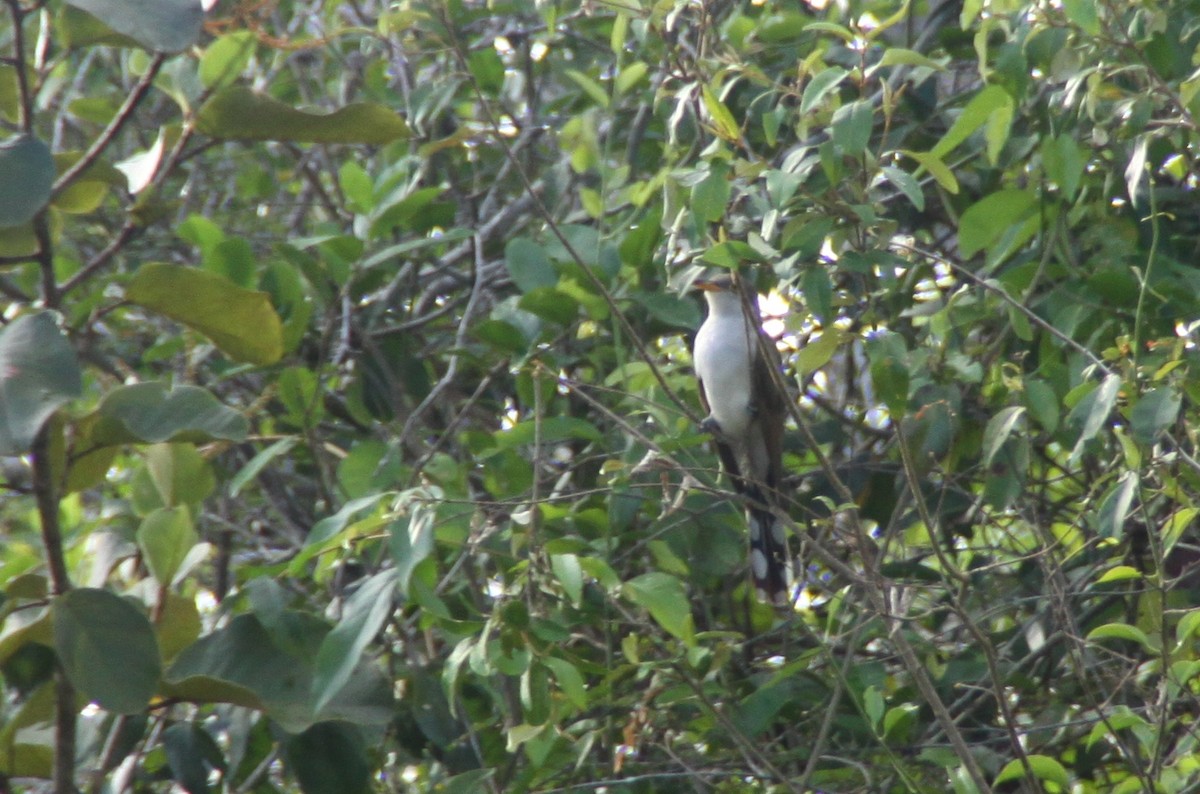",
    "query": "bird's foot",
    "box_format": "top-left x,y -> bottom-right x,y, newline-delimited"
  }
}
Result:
699,415 -> 722,436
